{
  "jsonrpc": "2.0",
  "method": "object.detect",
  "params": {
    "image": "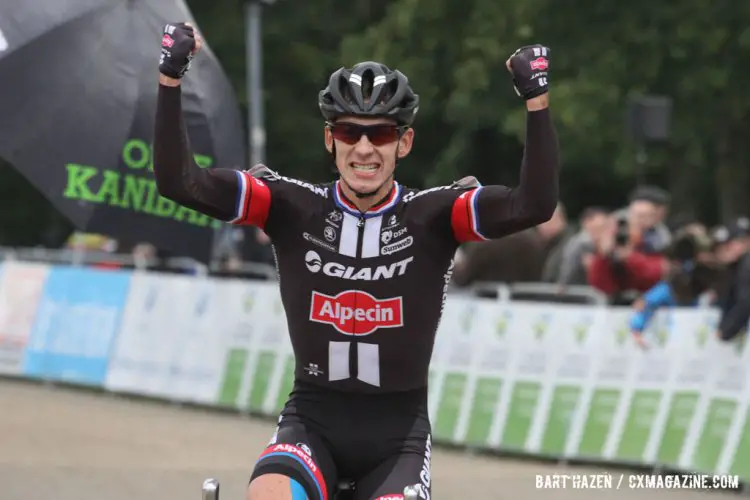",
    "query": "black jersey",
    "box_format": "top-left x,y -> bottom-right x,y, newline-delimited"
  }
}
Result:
153,84 -> 559,394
